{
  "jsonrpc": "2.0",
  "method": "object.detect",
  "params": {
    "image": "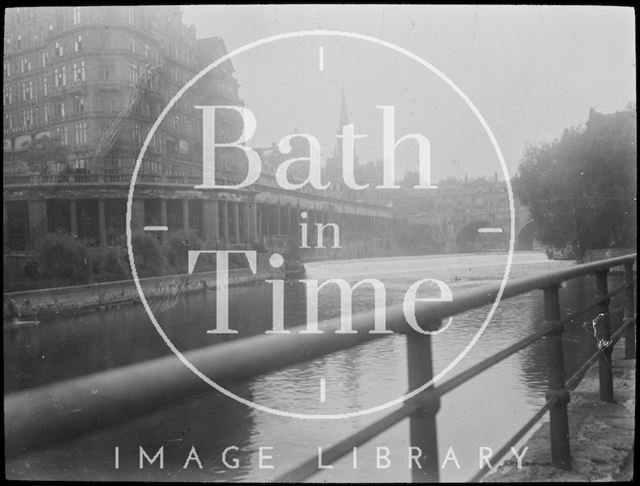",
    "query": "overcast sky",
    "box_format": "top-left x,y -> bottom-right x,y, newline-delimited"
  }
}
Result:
181,5 -> 635,182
